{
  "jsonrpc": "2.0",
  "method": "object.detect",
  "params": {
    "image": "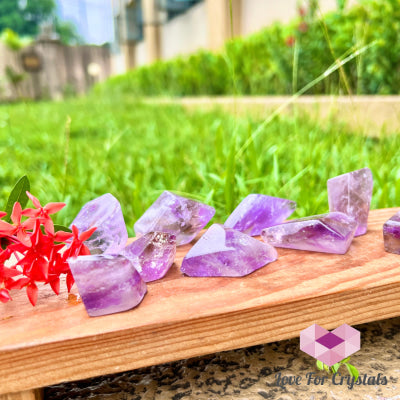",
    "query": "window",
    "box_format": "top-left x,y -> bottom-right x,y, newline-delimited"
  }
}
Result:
126,1 -> 143,41
157,0 -> 202,21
